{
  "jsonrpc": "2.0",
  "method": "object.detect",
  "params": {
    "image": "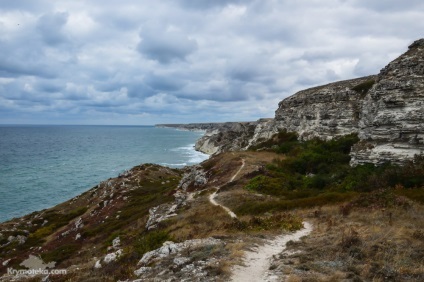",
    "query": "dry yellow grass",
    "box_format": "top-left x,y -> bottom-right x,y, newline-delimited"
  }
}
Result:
277,203 -> 424,281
